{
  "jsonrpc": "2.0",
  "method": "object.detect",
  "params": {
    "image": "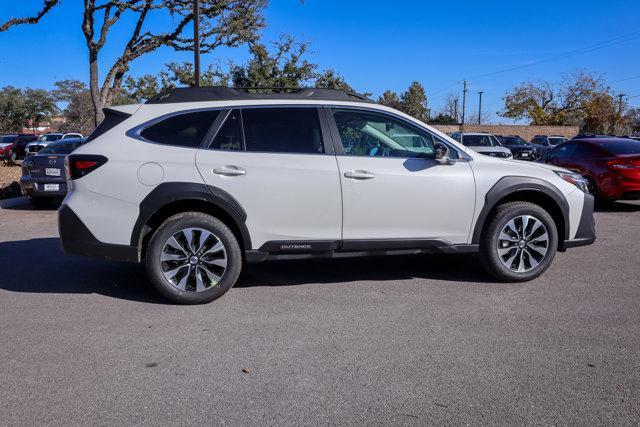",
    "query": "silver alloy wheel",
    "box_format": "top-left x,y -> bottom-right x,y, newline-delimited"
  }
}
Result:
160,227 -> 227,292
497,215 -> 549,273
